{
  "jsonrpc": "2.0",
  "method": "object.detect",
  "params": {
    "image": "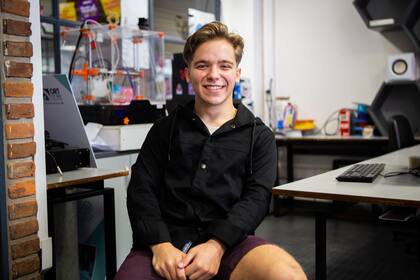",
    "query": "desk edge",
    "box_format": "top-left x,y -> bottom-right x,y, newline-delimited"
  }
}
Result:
272,188 -> 420,208
47,170 -> 129,190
